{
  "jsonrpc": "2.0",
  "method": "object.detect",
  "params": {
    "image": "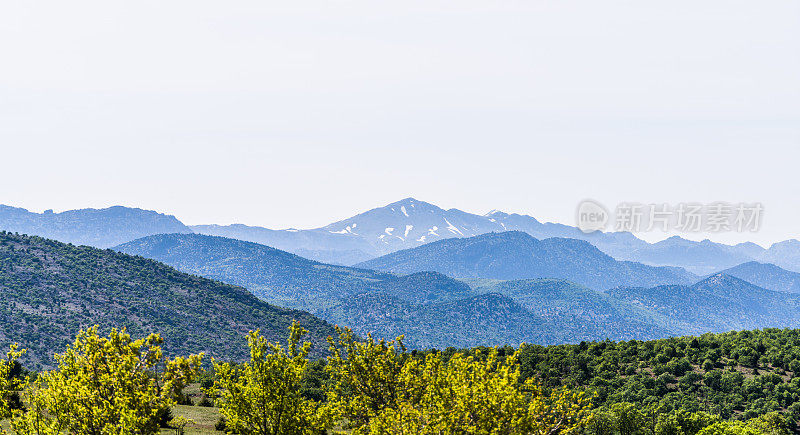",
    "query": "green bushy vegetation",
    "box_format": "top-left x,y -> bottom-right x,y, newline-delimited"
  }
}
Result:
510,328 -> 800,433
6,326 -> 800,434
1,325 -> 590,435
